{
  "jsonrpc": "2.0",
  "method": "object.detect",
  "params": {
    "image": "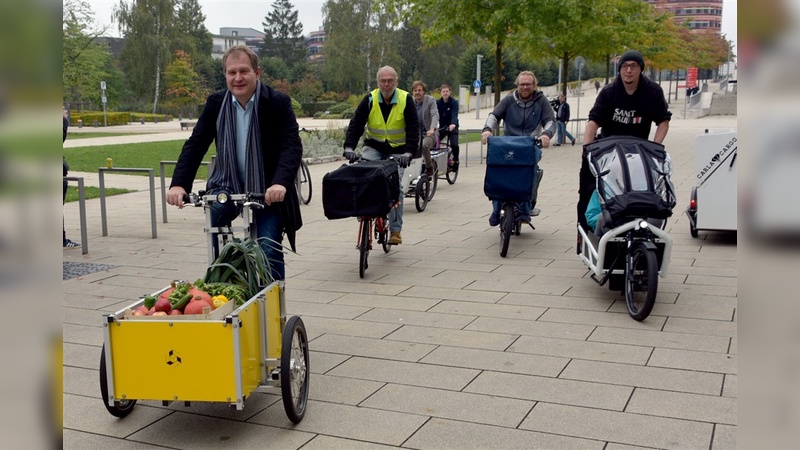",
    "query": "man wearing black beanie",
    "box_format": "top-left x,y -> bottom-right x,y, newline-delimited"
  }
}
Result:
576,49 -> 671,232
